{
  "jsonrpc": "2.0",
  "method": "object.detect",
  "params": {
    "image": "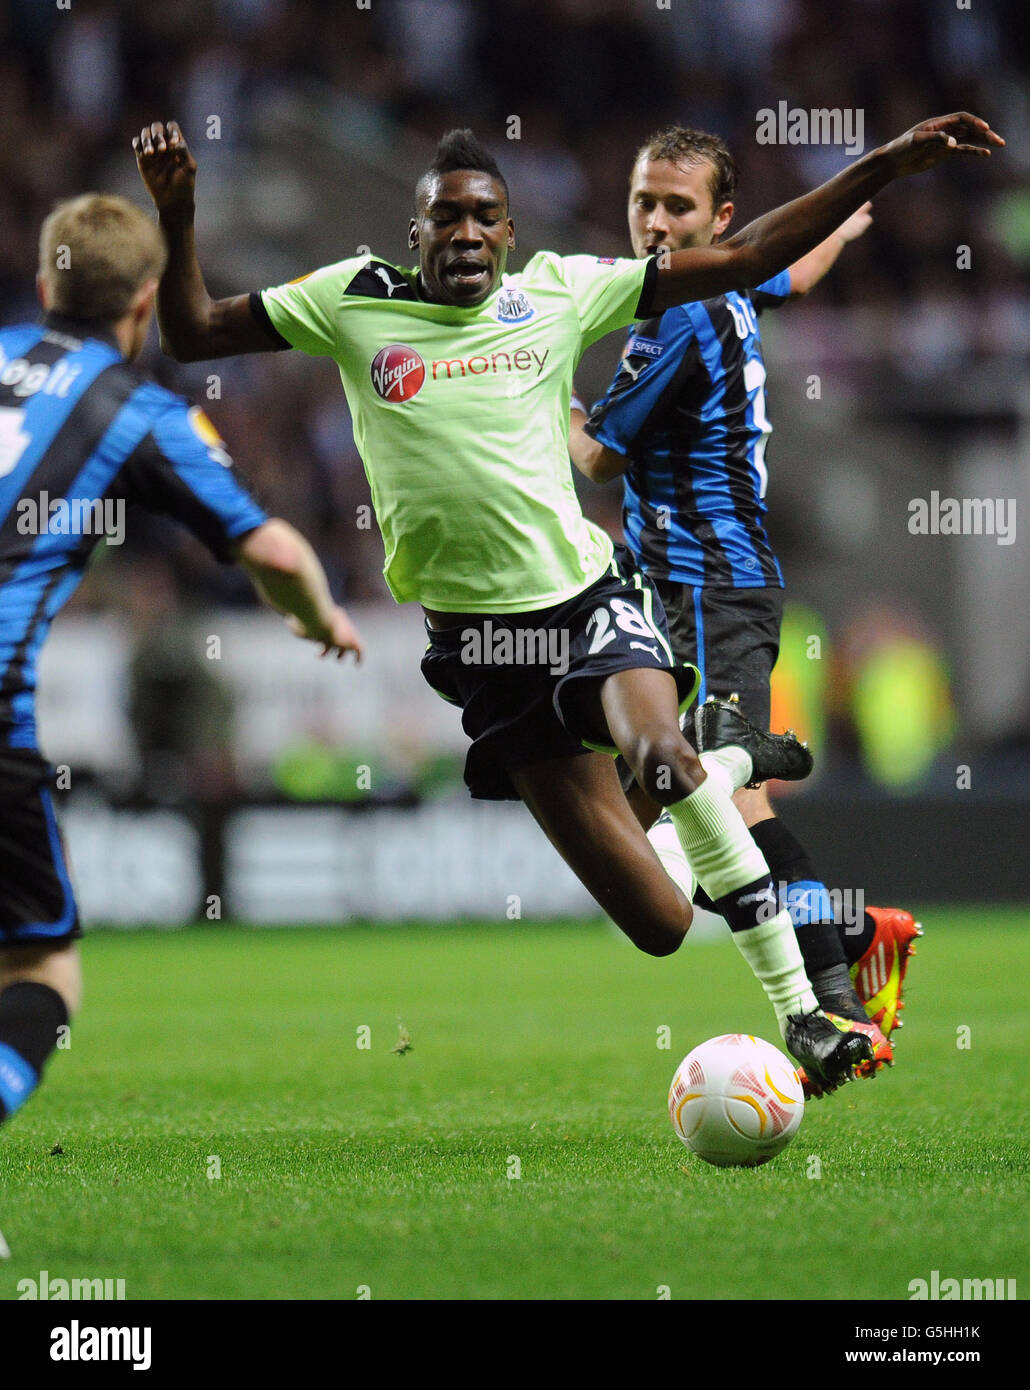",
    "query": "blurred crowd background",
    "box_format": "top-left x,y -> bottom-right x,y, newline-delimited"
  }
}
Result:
2,0 -> 1028,806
